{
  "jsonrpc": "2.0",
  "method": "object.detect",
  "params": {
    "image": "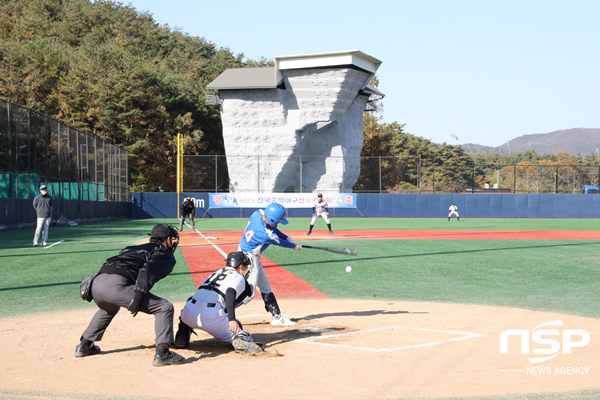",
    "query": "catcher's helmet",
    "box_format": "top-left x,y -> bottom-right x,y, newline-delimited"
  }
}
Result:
264,203 -> 288,225
226,251 -> 250,269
